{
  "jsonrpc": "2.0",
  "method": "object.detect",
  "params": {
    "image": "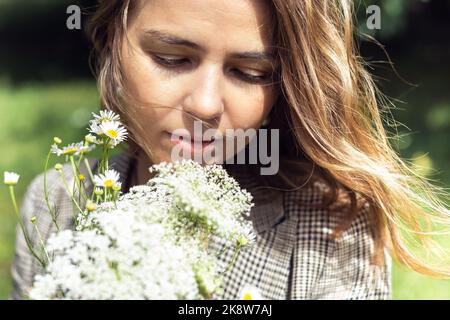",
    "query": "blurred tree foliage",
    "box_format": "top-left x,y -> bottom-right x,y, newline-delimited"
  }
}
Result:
356,0 -> 430,39
0,0 -> 94,83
